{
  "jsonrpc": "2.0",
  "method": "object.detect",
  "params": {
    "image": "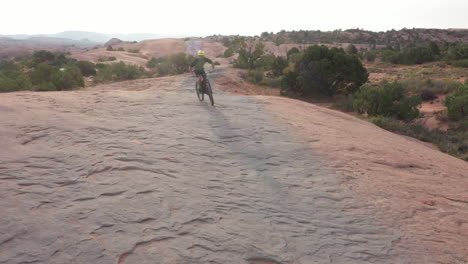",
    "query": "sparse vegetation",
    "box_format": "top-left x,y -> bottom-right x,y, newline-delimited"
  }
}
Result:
94,61 -> 146,83
353,82 -> 422,121
76,61 -> 97,76
98,56 -> 117,62
146,53 -> 195,76
372,116 -> 467,161
445,83 -> 468,121
281,45 -> 368,96
0,51 -> 85,92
